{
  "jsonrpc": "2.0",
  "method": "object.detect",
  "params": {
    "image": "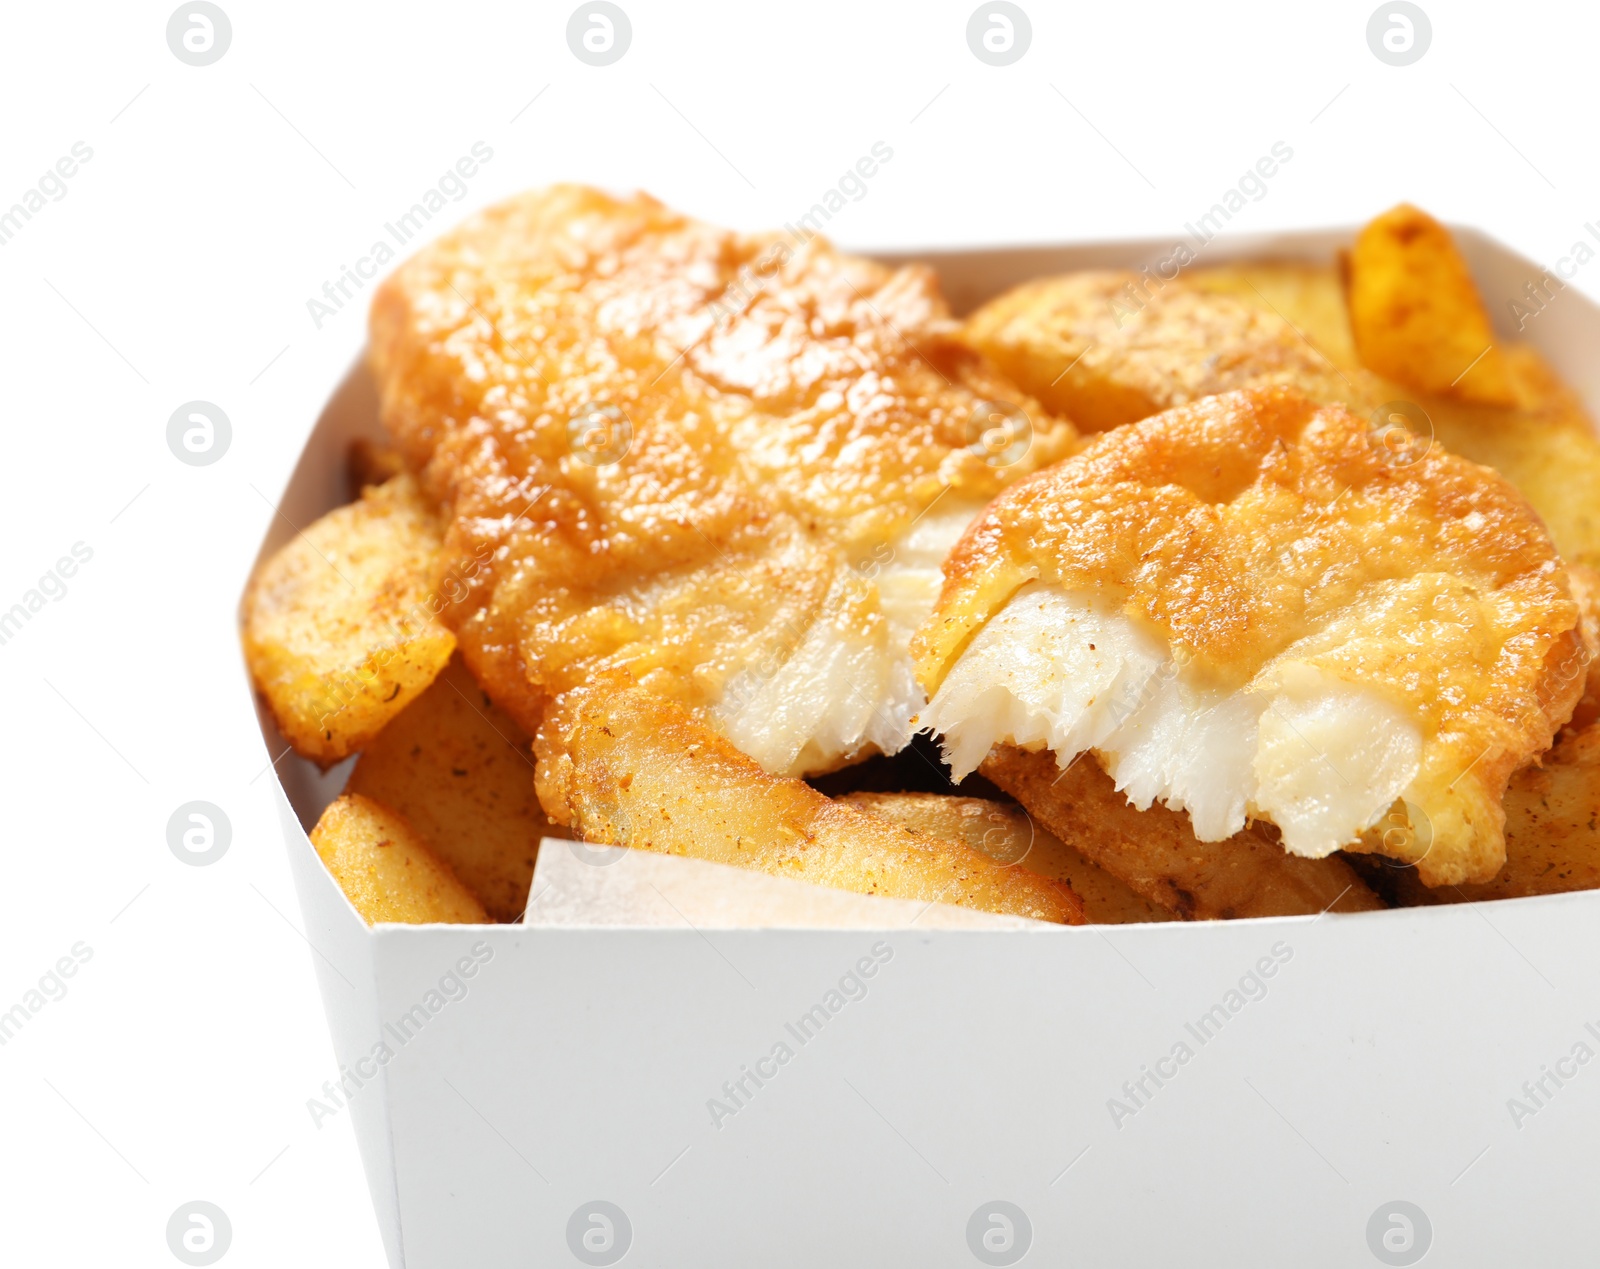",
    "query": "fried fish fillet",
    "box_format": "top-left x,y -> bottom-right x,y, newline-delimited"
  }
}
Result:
535,681 -> 1085,924
369,185 -> 1075,777
915,387 -> 1585,887
980,745 -> 1383,919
